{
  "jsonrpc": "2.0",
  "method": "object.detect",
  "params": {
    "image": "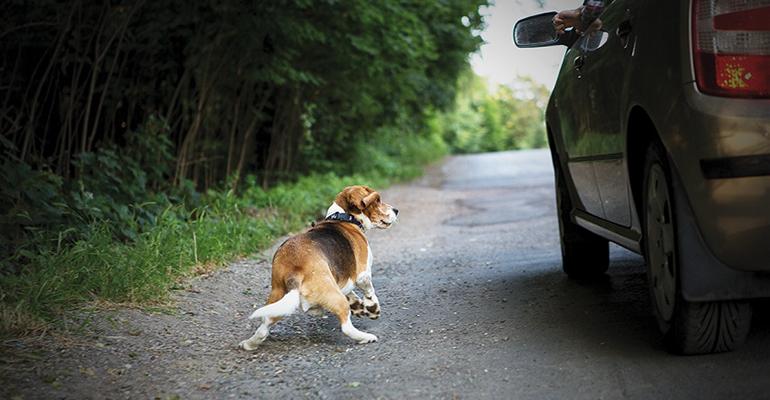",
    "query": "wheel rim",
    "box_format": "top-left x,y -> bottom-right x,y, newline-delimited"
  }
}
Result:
646,164 -> 677,322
